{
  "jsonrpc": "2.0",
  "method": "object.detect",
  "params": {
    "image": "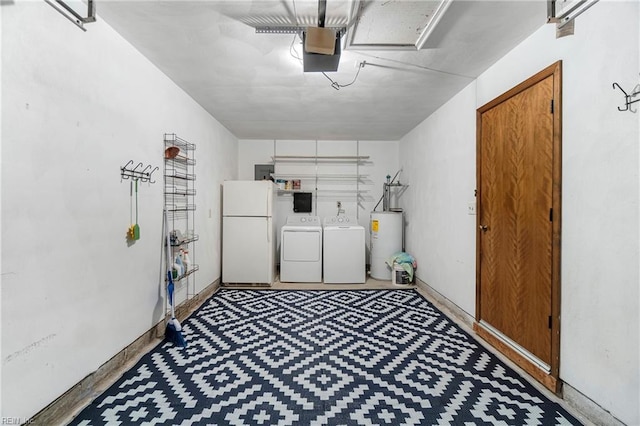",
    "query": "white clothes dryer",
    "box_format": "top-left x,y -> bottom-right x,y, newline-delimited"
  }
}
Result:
323,216 -> 366,284
280,216 -> 323,282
